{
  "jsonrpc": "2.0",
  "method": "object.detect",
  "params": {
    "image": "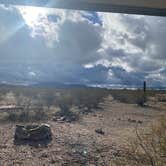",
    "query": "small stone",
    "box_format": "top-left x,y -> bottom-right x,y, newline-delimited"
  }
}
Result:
95,128 -> 105,135
137,120 -> 143,124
